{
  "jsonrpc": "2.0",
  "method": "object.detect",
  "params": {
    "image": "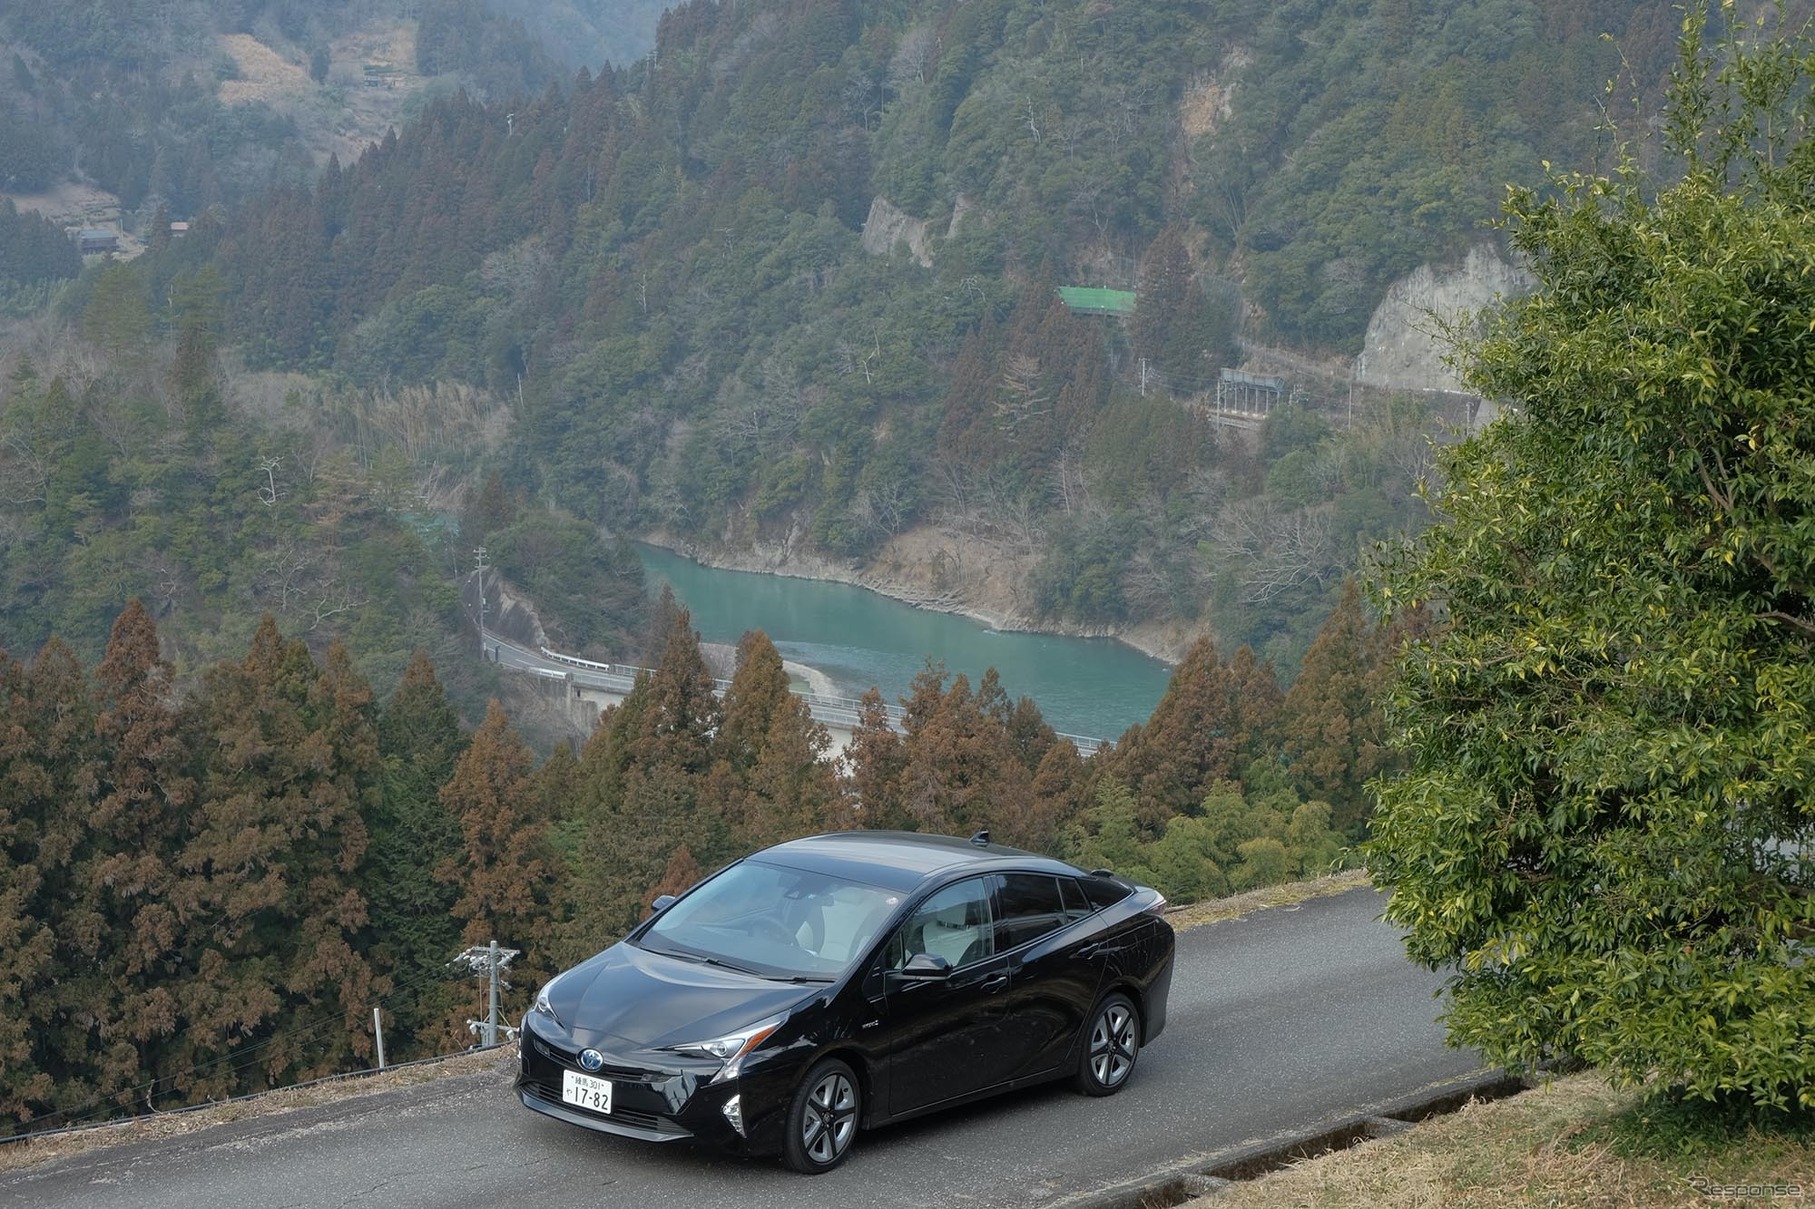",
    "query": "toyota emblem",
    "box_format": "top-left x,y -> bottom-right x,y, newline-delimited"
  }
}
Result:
578,1048 -> 604,1073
